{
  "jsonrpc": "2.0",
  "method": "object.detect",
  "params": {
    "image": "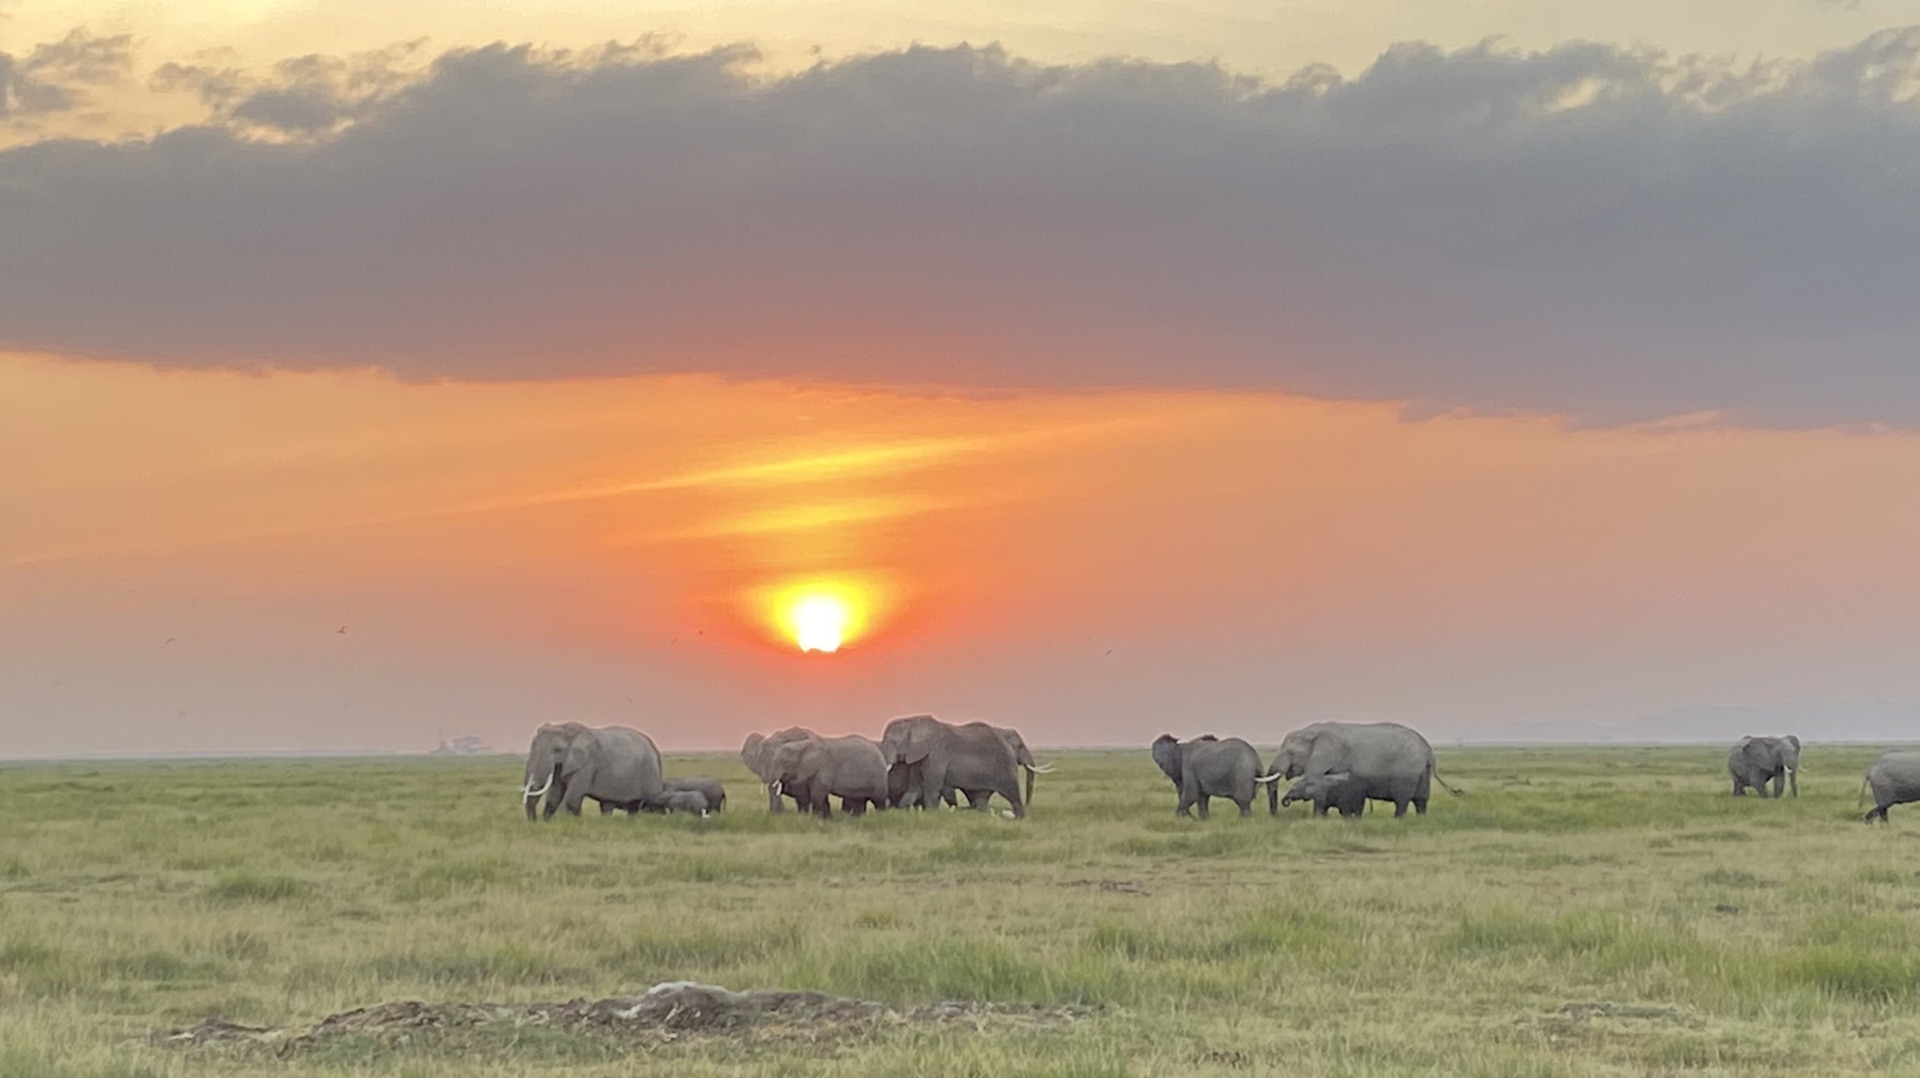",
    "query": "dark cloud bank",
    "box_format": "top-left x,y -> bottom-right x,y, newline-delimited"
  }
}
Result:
5,31 -> 1920,424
